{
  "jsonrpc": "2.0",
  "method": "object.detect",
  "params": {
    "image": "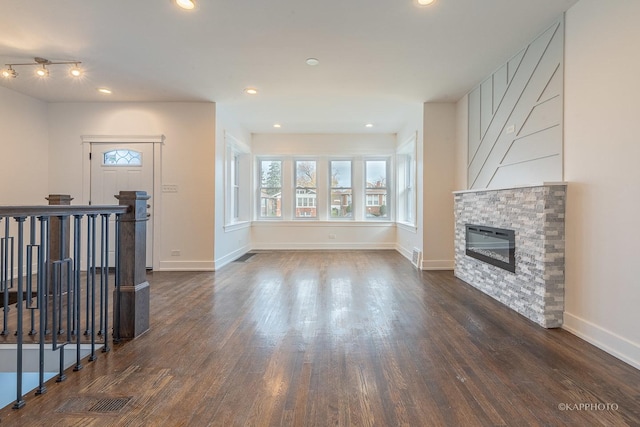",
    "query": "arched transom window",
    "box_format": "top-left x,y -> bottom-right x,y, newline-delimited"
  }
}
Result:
103,149 -> 142,166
